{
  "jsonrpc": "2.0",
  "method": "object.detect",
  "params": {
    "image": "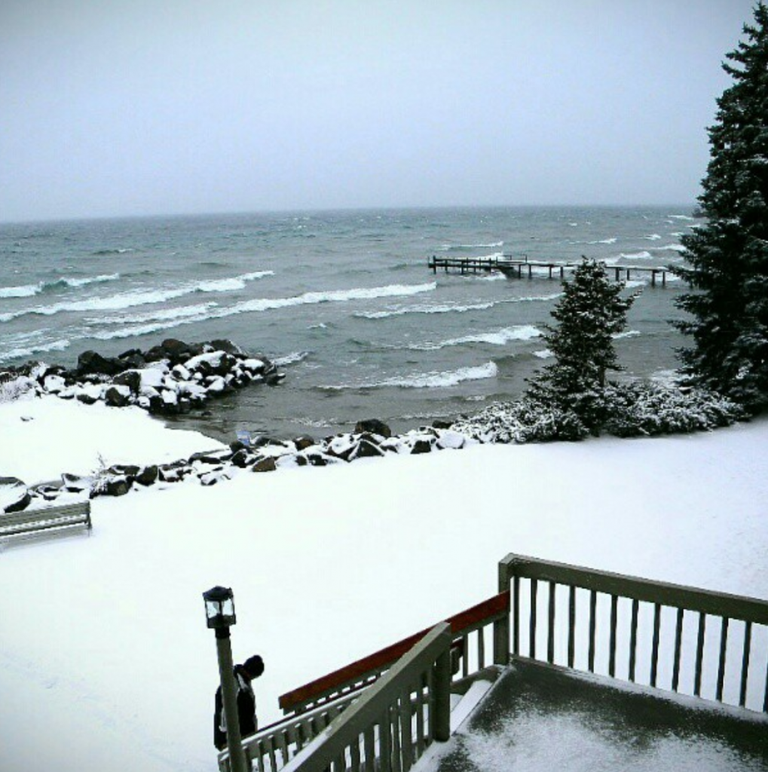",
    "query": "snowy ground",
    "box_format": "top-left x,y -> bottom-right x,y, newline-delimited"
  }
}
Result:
1,395 -> 767,772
